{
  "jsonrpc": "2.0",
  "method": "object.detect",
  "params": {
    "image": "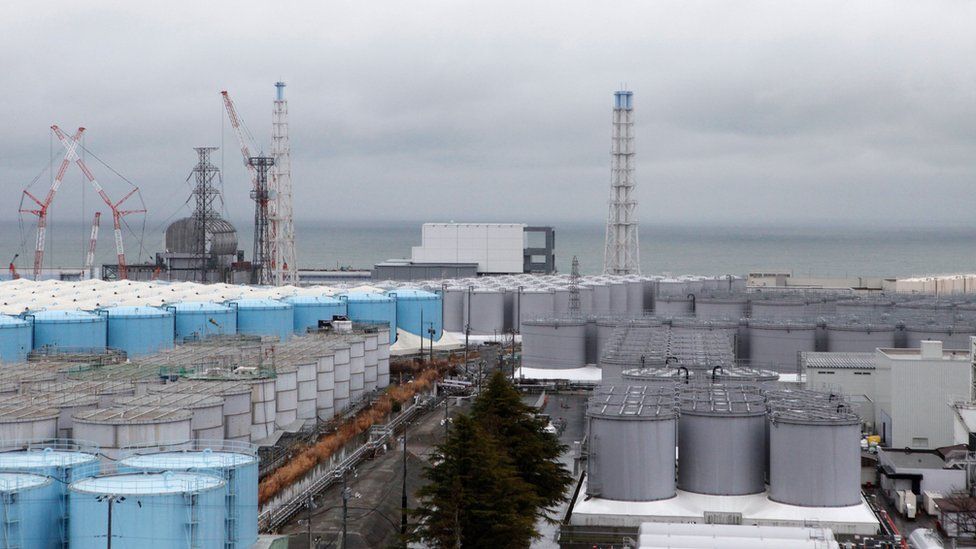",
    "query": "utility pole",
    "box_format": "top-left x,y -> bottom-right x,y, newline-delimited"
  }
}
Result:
340,470 -> 350,549
428,322 -> 435,364
401,423 -> 408,541
444,396 -> 450,437
96,494 -> 124,549
419,309 -> 424,358
306,493 -> 316,549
